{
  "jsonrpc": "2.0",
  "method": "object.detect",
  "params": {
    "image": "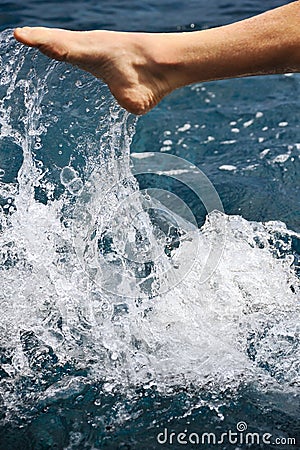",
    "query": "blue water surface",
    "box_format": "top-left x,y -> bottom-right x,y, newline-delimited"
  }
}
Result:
0,1 -> 299,450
